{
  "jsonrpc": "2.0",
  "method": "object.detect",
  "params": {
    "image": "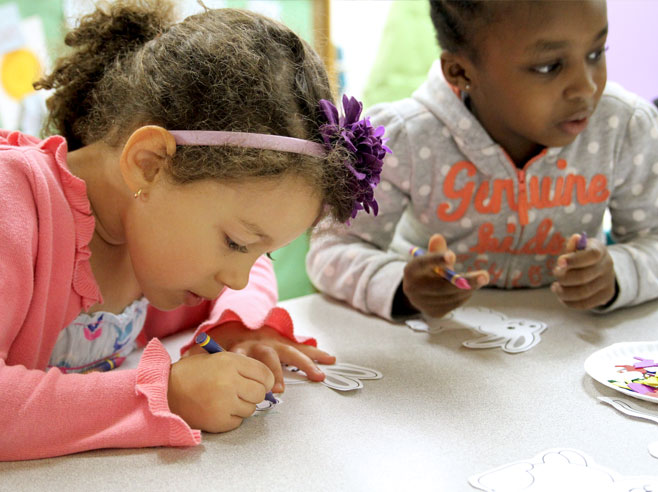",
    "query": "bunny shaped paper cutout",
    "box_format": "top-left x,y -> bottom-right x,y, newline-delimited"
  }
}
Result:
469,448 -> 658,491
284,362 -> 382,391
406,306 -> 547,354
253,363 -> 382,413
